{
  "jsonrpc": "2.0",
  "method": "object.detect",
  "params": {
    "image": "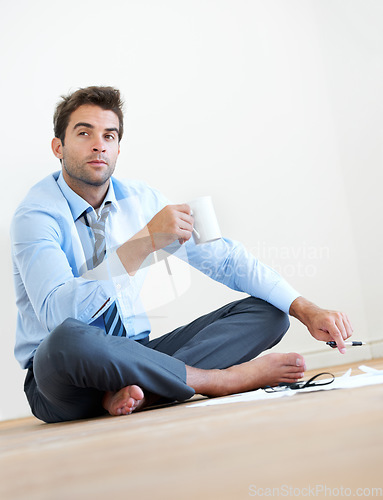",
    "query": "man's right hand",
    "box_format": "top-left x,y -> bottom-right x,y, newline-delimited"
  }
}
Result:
117,204 -> 194,276
147,204 -> 194,250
